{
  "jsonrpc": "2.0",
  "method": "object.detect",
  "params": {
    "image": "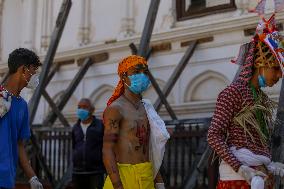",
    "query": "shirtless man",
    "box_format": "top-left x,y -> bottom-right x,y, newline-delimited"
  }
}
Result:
103,55 -> 166,189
